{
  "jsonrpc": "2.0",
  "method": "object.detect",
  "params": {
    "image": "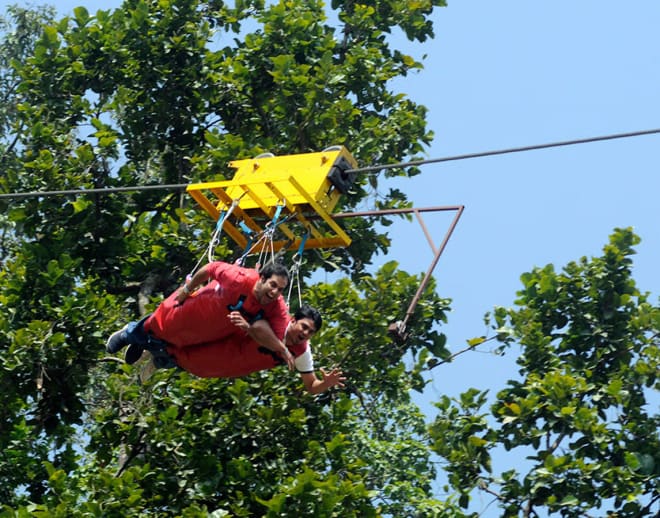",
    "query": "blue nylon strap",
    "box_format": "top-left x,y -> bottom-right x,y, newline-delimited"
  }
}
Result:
227,295 -> 245,312
271,204 -> 283,227
215,210 -> 226,231
296,232 -> 309,257
239,221 -> 253,235
237,222 -> 254,263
